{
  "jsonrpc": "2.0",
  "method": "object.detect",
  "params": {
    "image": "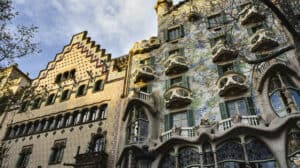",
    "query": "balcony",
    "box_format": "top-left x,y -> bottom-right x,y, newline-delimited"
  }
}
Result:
133,66 -> 156,83
218,115 -> 261,131
217,72 -> 248,97
72,151 -> 108,168
129,90 -> 154,107
240,6 -> 265,26
250,29 -> 279,53
164,86 -> 192,109
164,55 -> 189,76
211,41 -> 238,64
161,127 -> 195,142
